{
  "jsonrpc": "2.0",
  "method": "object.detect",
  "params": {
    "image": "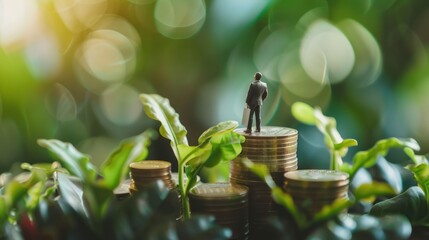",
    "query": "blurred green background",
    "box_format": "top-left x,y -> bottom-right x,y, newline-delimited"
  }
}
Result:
0,0 -> 428,173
